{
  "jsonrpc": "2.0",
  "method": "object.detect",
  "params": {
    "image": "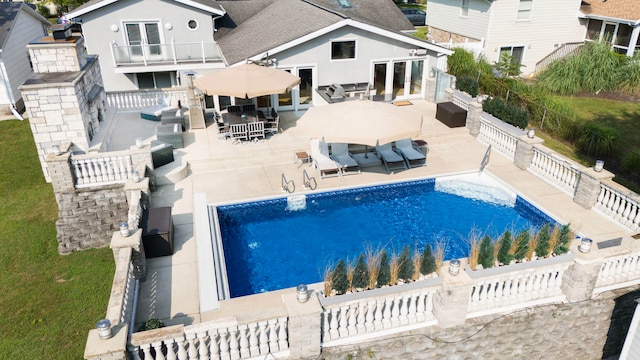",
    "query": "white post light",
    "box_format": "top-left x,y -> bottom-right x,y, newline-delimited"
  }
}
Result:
594,160 -> 604,172
579,238 -> 593,253
96,319 -> 113,339
296,284 -> 309,303
449,259 -> 460,276
119,222 -> 130,237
